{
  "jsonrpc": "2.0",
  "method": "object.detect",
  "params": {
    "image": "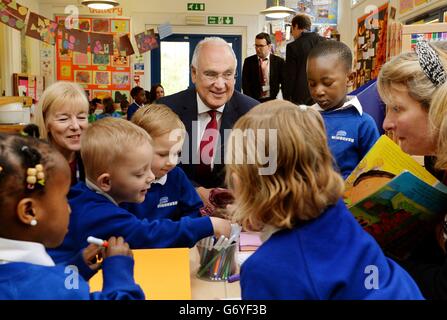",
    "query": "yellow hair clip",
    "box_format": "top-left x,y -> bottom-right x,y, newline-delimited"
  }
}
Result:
26,164 -> 45,190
